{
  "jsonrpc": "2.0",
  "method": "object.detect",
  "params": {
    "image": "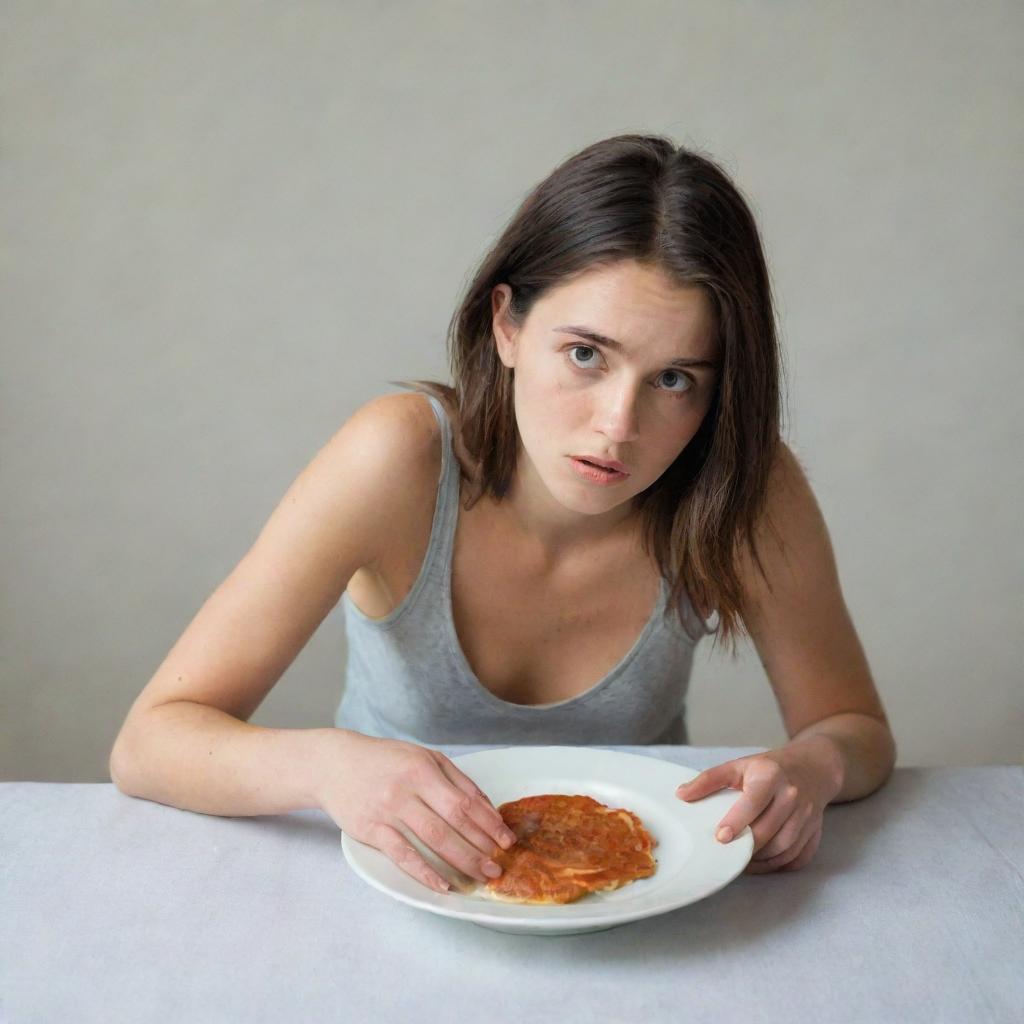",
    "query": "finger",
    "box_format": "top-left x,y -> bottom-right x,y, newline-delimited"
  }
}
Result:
676,761 -> 745,802
750,787 -> 808,859
746,819 -> 821,874
745,819 -> 815,876
713,769 -> 781,844
429,777 -> 512,861
429,751 -> 517,851
404,796 -> 505,885
370,821 -> 452,894
780,824 -> 823,872
431,750 -> 506,821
